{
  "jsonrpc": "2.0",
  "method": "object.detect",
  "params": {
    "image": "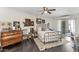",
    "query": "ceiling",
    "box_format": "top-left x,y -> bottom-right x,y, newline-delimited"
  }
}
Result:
9,7 -> 79,18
